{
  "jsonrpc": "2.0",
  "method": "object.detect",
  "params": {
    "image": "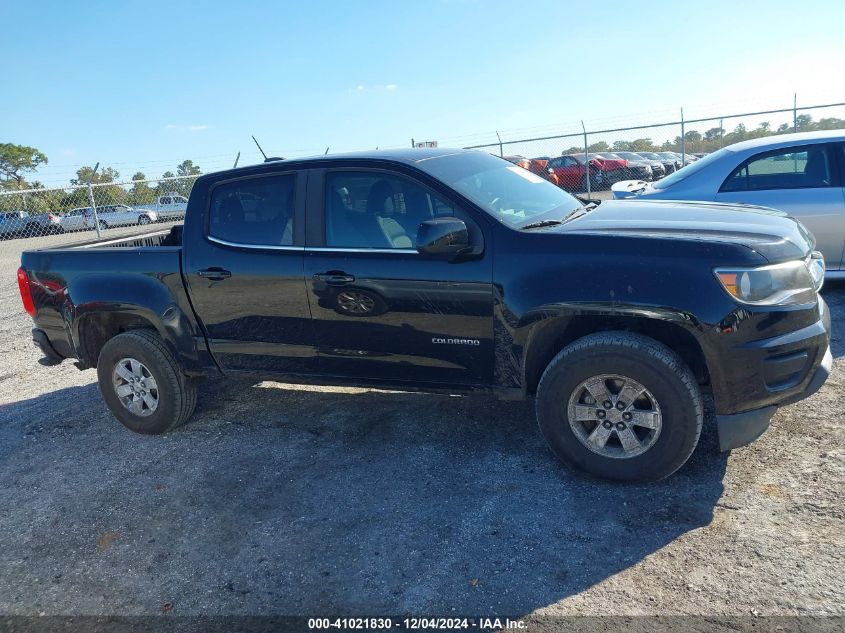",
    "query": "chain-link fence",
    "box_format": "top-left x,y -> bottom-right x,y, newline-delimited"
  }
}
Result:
0,174 -> 199,249
452,99 -> 845,199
